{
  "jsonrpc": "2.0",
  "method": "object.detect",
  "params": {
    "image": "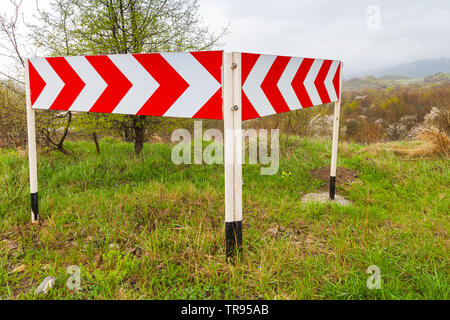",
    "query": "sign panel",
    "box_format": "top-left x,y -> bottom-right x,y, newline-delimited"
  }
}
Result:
241,53 -> 341,120
27,51 -> 223,119
27,51 -> 341,121
25,50 -> 343,253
